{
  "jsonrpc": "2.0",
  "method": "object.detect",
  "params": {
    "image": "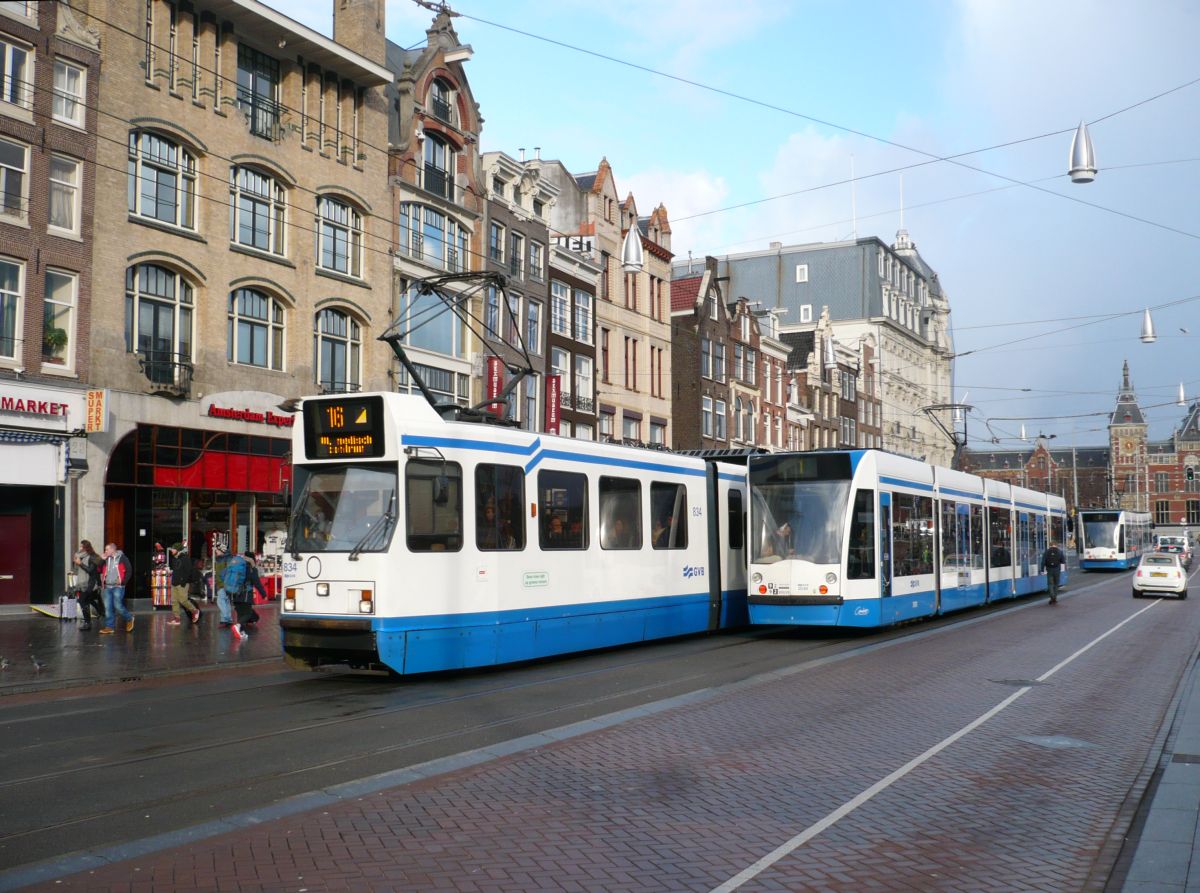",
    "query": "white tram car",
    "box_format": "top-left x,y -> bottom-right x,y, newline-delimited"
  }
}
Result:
1077,509 -> 1153,570
746,450 -> 1068,627
281,393 -> 749,674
